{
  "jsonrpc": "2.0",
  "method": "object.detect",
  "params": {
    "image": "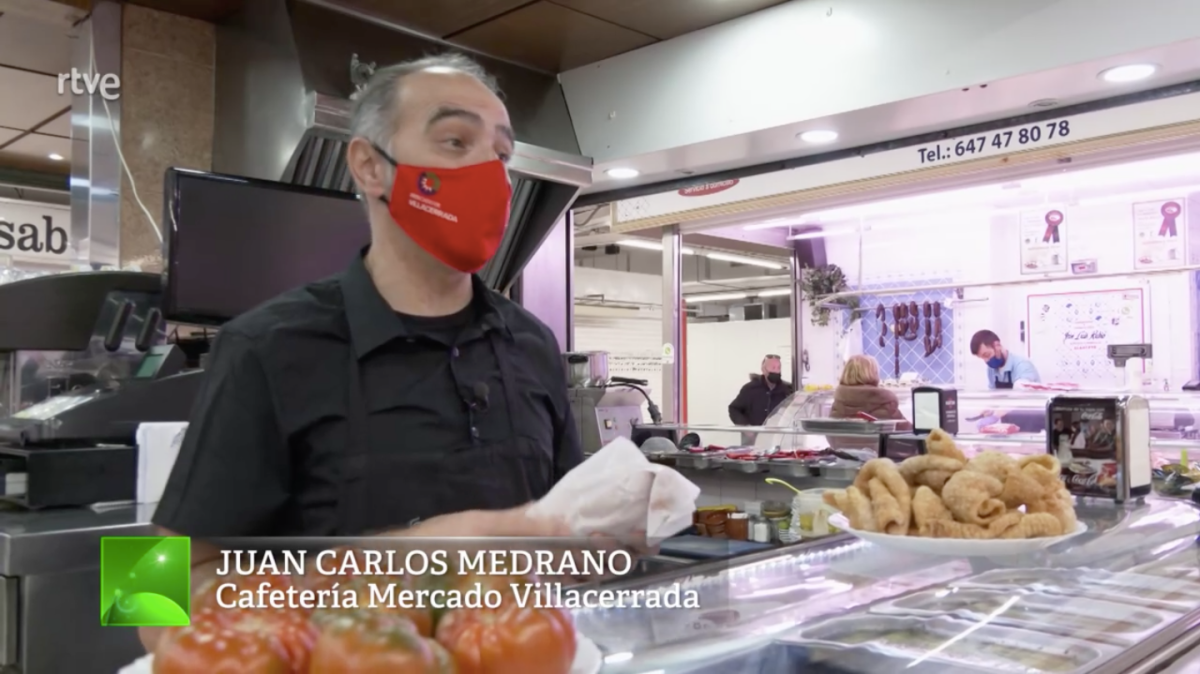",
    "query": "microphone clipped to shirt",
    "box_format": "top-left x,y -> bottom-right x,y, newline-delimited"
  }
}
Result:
466,381 -> 490,413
